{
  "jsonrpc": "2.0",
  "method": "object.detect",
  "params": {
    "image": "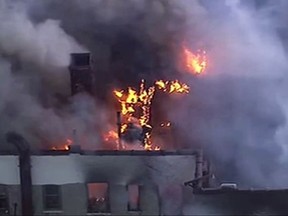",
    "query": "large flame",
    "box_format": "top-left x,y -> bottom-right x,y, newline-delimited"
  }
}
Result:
51,138 -> 72,151
104,130 -> 118,142
107,79 -> 189,150
52,80 -> 189,151
155,80 -> 190,93
184,47 -> 207,74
